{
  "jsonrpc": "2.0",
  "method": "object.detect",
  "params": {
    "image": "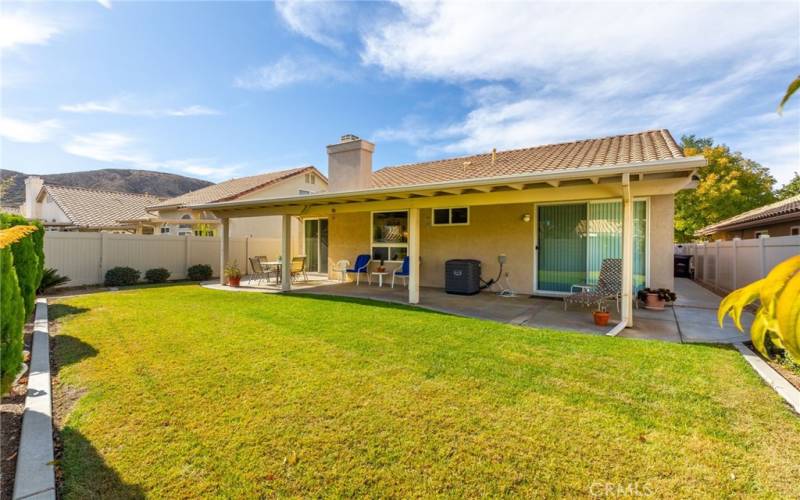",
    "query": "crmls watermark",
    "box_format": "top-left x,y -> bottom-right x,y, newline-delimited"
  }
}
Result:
589,481 -> 654,497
